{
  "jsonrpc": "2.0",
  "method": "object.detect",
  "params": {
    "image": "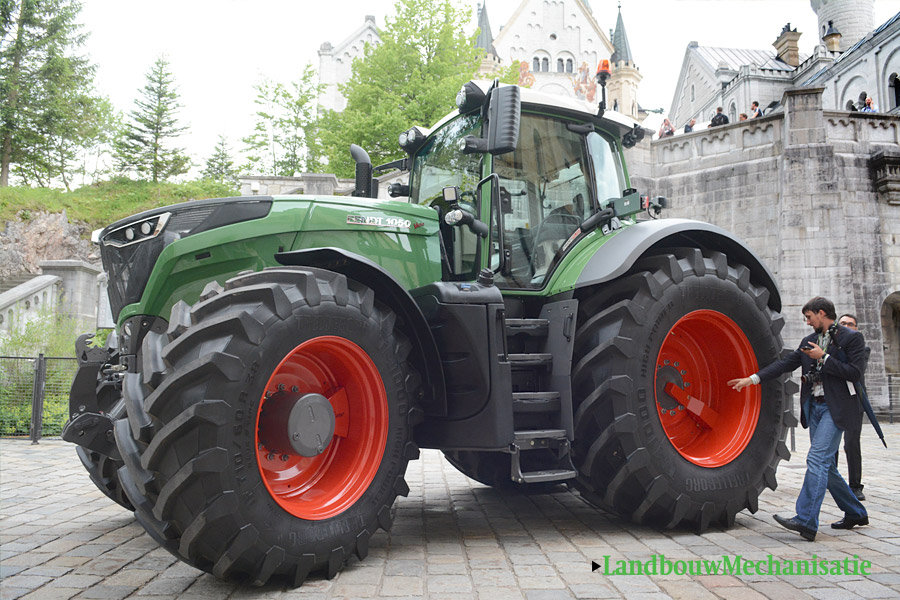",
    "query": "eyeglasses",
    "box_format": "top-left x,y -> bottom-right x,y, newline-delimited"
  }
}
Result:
838,321 -> 856,327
